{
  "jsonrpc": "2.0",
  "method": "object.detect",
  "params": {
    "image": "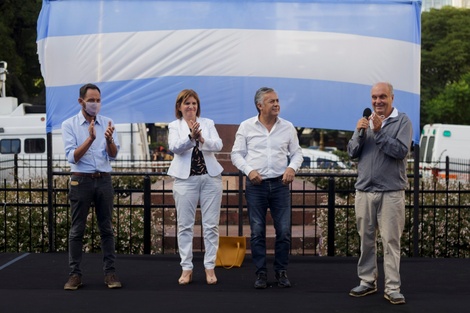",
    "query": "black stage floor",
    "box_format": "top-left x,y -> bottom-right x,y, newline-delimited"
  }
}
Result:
0,252 -> 469,313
